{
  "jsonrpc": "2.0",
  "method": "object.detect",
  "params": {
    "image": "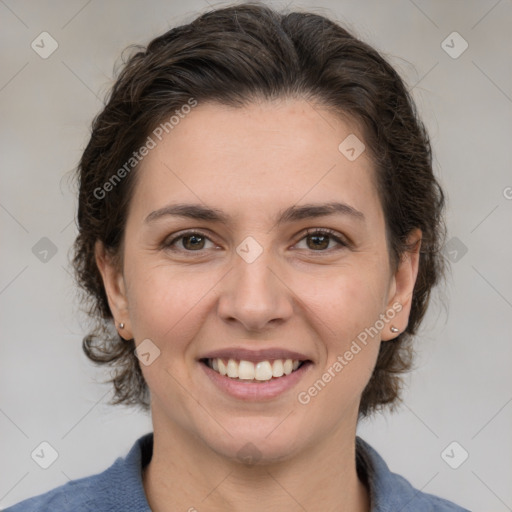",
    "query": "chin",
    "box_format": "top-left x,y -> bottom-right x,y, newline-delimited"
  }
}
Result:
202,422 -> 305,465
214,439 -> 300,466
